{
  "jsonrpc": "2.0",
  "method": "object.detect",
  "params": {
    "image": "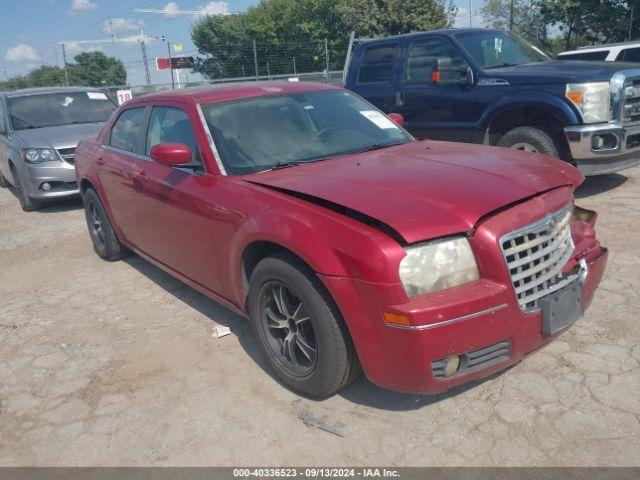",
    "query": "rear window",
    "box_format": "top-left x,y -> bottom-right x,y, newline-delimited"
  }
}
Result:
558,51 -> 609,61
110,107 -> 147,154
616,47 -> 640,63
358,43 -> 398,84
